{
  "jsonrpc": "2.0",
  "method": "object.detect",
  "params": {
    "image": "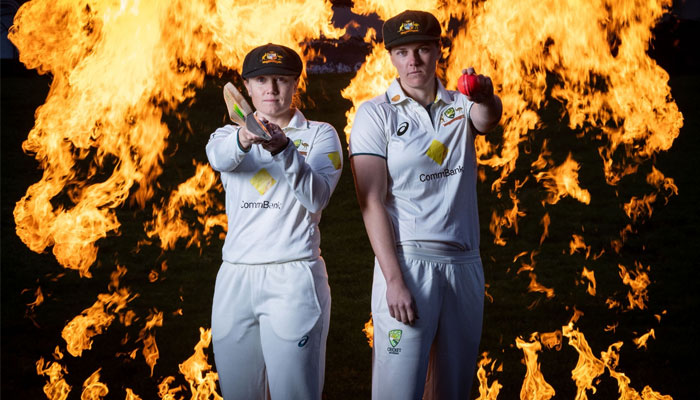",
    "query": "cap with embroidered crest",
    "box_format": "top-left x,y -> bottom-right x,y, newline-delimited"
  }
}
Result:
382,10 -> 441,50
241,43 -> 303,79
